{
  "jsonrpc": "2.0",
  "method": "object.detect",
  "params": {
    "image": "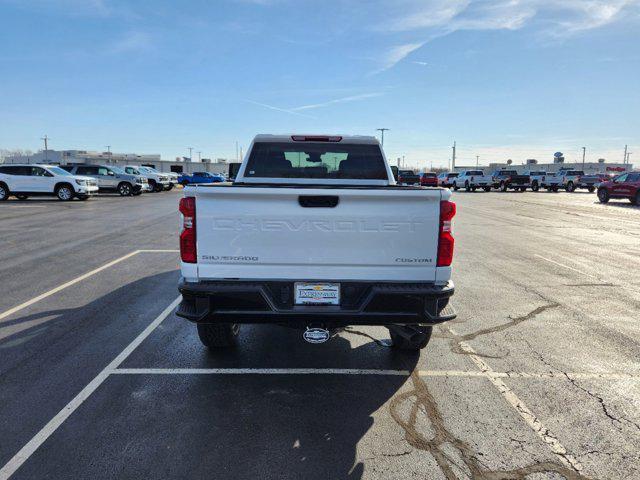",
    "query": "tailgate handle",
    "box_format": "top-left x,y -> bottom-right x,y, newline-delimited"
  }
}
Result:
298,195 -> 339,208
